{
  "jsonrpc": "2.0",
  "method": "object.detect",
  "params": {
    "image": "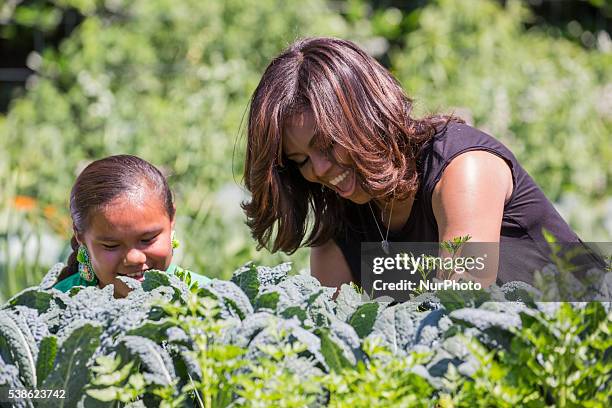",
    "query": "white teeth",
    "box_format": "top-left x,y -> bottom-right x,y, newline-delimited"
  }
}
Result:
330,170 -> 349,186
126,272 -> 143,277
